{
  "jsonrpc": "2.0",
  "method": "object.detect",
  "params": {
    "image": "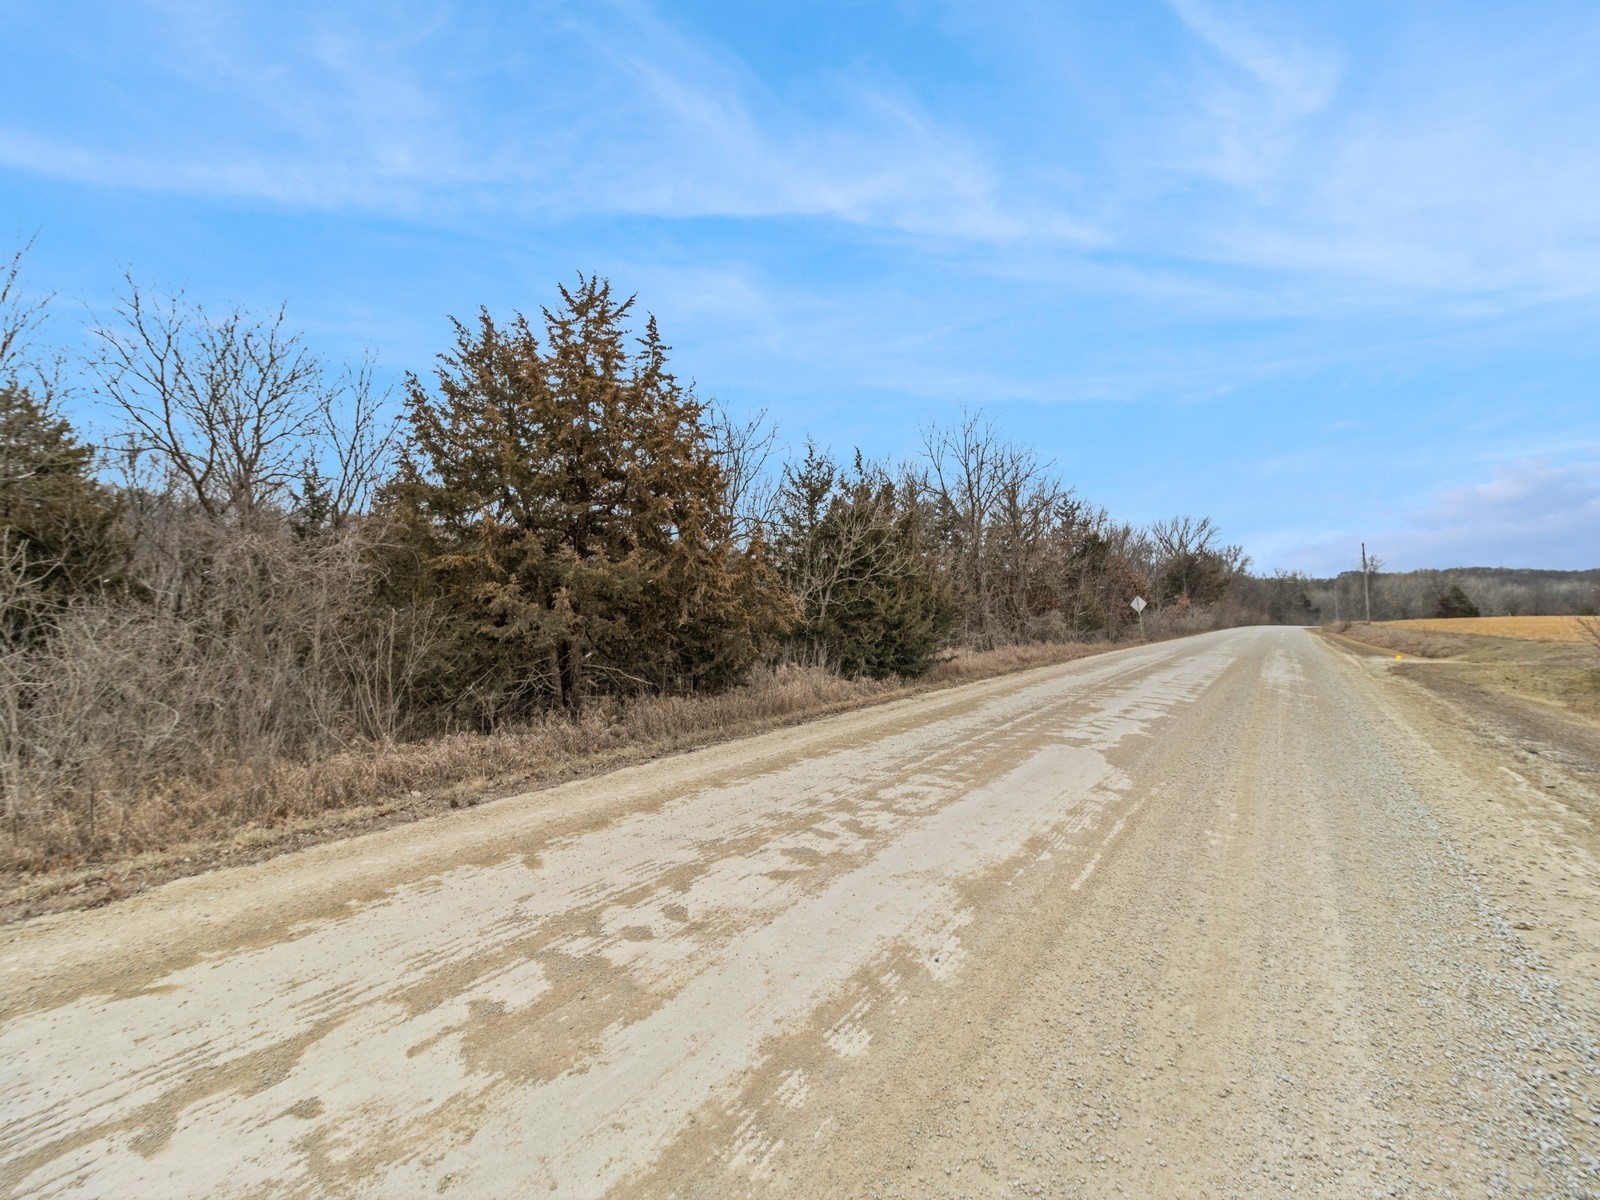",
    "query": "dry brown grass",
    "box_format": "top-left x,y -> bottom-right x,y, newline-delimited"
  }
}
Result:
925,640 -> 1114,682
1385,616 -> 1593,642
2,639 -> 1122,919
1322,616 -> 1600,734
1322,622 -> 1472,659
